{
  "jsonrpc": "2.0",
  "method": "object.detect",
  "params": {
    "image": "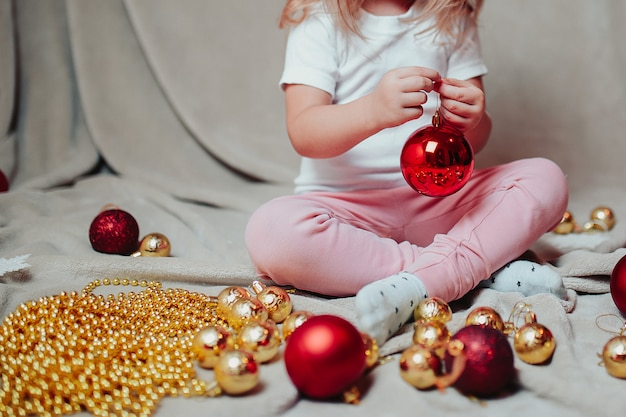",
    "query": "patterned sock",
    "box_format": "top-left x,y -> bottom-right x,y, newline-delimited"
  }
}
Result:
355,271 -> 428,345
481,260 -> 567,299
